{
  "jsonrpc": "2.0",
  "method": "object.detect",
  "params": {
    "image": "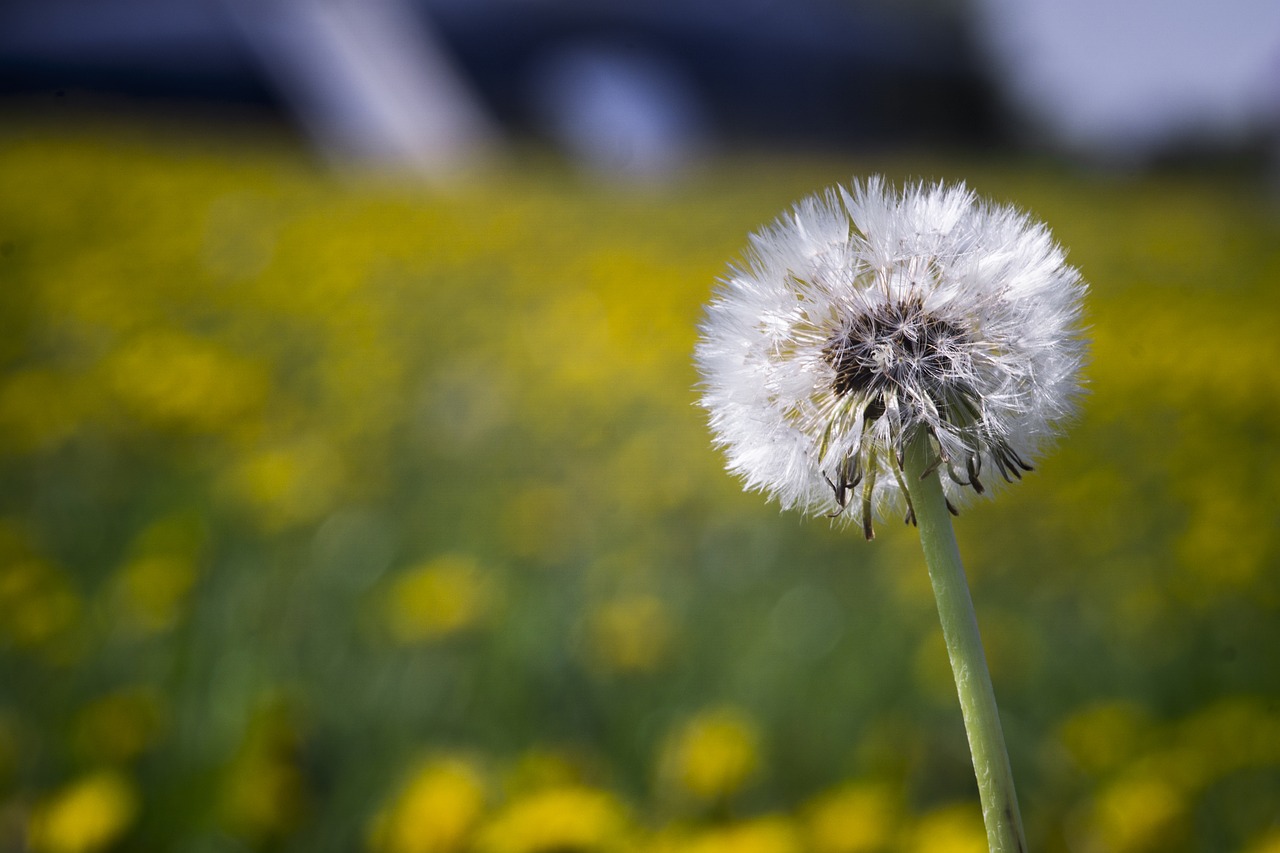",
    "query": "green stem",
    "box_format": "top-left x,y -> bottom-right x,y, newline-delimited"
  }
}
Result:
903,435 -> 1028,853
